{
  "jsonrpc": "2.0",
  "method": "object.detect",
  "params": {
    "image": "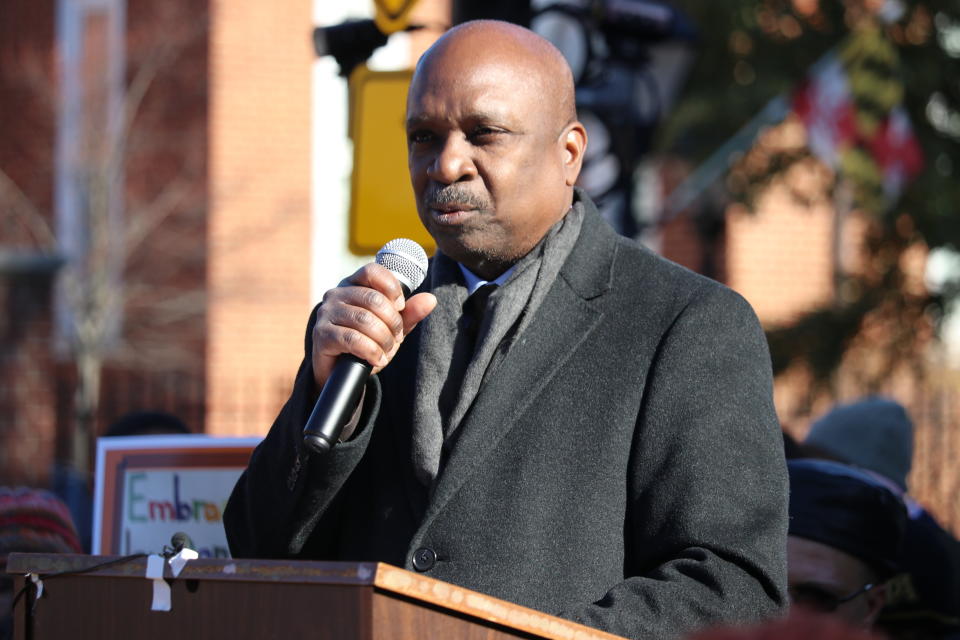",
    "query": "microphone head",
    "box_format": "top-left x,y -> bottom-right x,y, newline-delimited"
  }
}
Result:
376,239 -> 428,295
170,531 -> 195,552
